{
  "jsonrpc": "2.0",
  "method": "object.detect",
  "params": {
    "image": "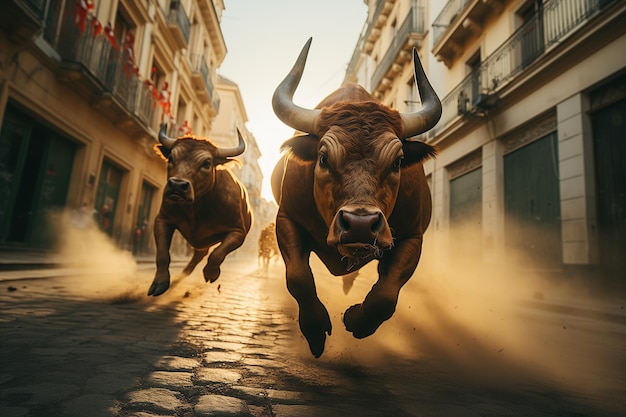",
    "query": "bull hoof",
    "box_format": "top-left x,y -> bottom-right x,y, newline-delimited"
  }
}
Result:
343,304 -> 381,339
307,331 -> 328,359
203,265 -> 221,283
148,281 -> 170,296
299,304 -> 332,358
